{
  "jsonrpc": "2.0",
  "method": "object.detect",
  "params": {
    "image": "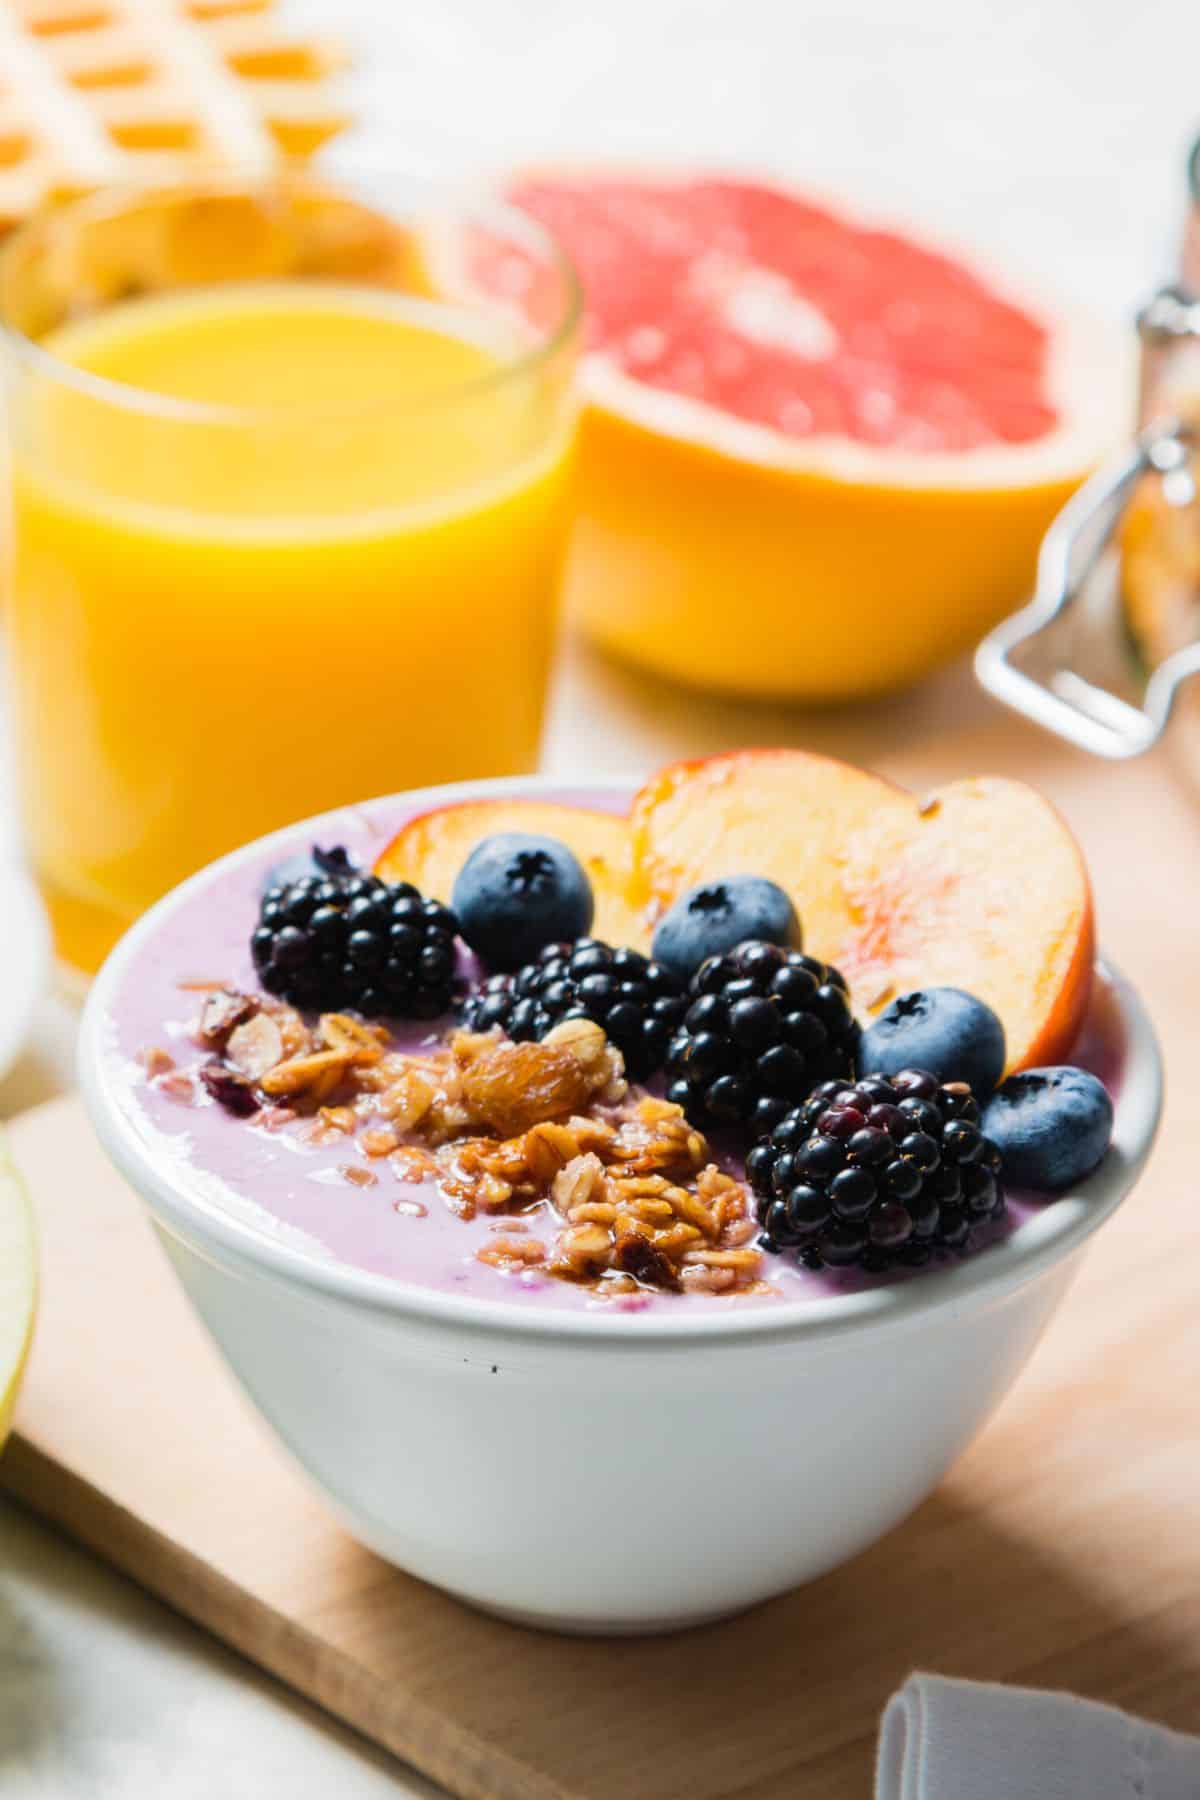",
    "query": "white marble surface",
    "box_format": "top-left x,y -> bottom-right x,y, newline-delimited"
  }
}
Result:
0,1502 -> 443,1798
1,0 -> 1199,1793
